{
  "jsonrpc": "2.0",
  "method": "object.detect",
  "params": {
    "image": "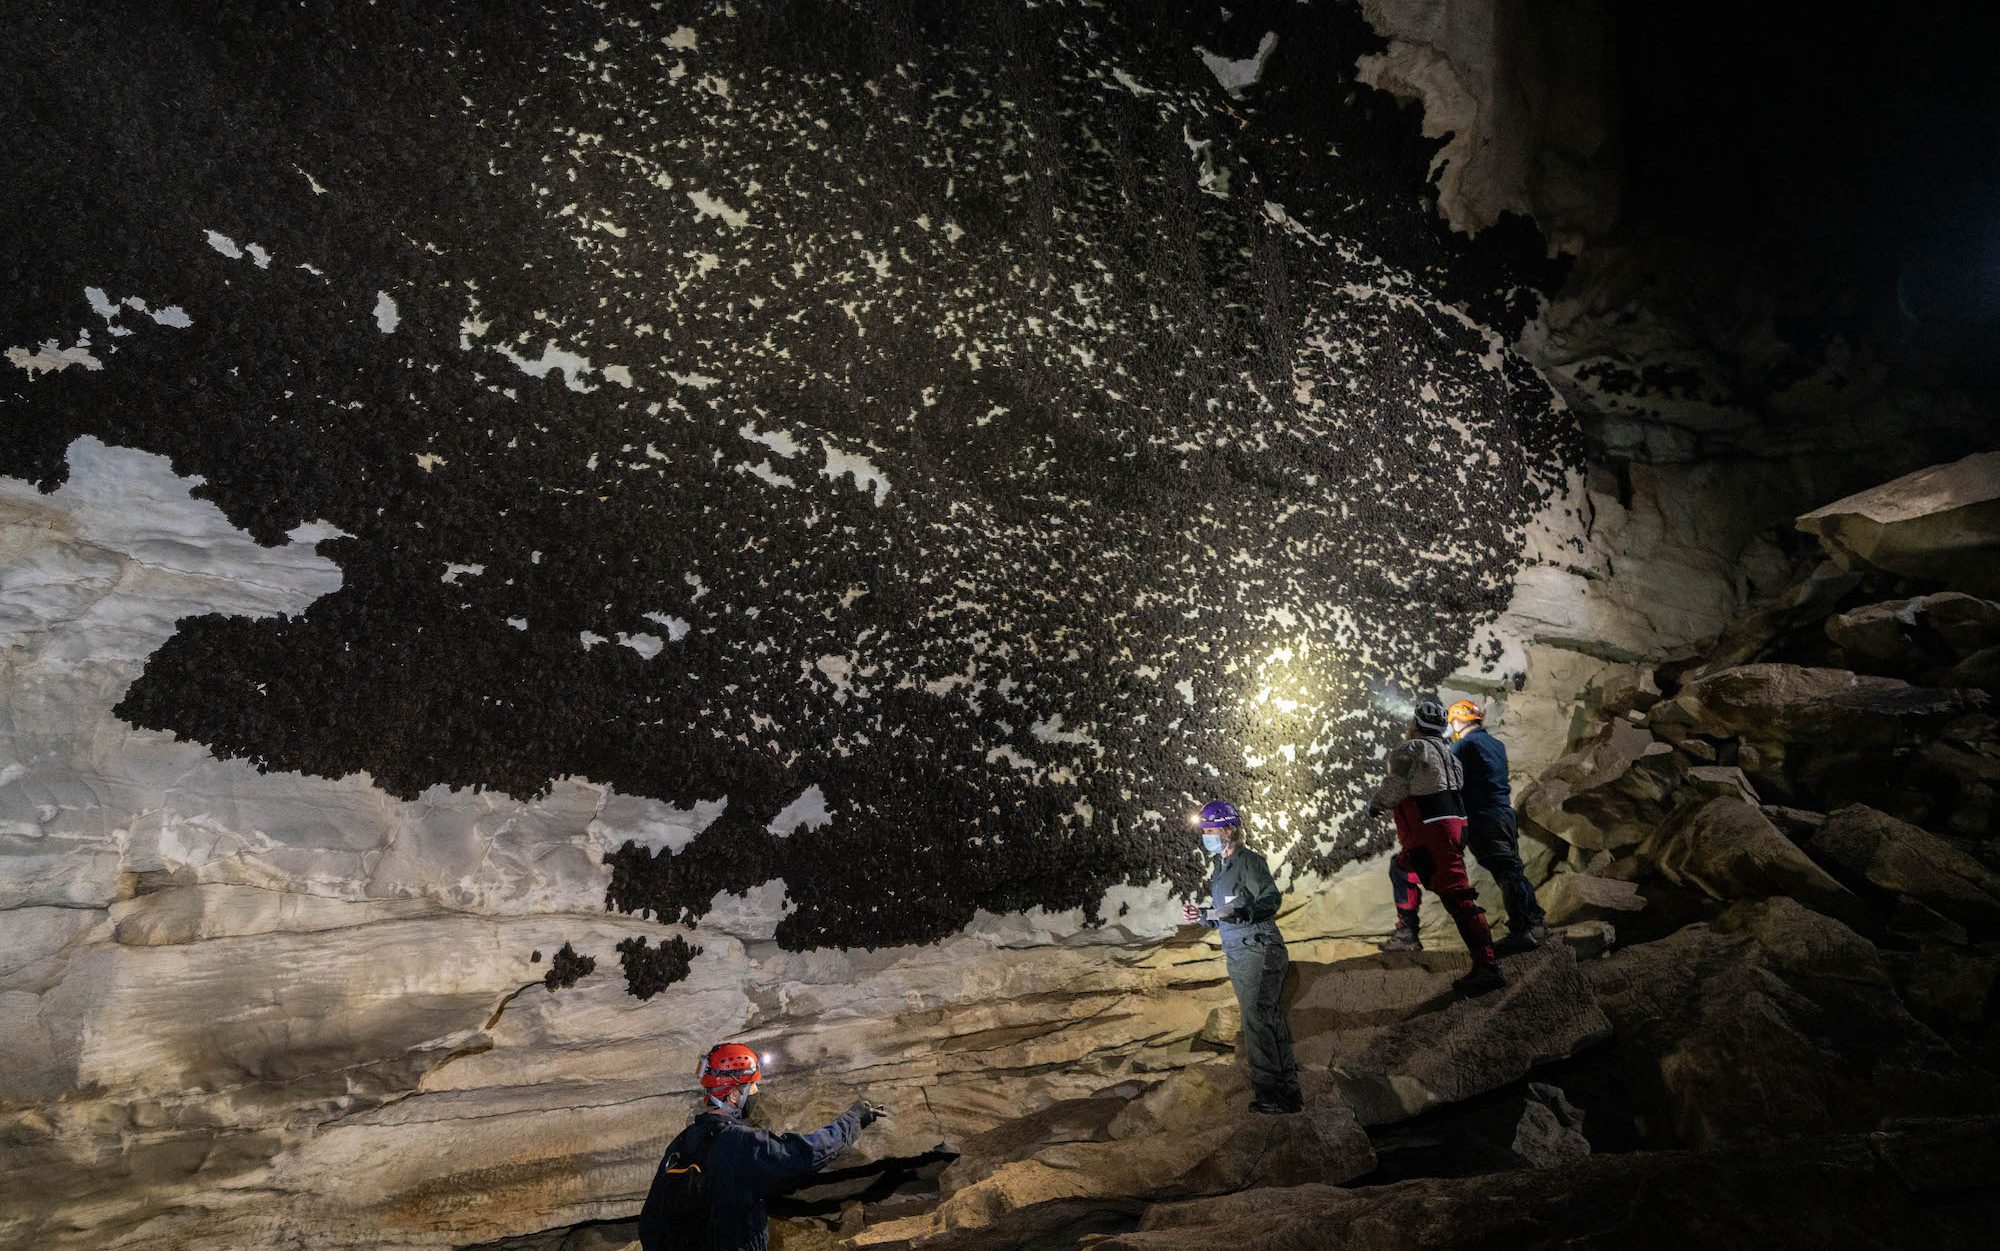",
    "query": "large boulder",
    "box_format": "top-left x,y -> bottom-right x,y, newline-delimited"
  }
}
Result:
1303,945 -> 1612,1126
1517,721 -> 1685,851
1539,872 -> 1645,928
1810,804 -> 2000,932
1097,1117 -> 2000,1250
1949,645 -> 2000,692
1826,593 -> 2000,679
1364,1079 -> 1594,1182
848,1064 -> 1372,1251
1459,1082 -> 1592,1171
1913,715 -> 2000,838
1780,712 -> 2000,837
1641,796 -> 1865,924
1886,946 -> 2000,1032
1796,450 -> 2000,595
1584,897 -> 1990,1147
1654,663 -> 1988,748
1683,560 -> 1863,680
